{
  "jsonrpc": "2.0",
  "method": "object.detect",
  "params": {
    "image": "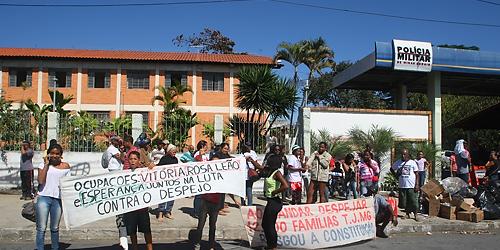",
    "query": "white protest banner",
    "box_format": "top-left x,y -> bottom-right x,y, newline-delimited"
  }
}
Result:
61,157 -> 246,229
393,39 -> 433,72
240,198 -> 375,249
